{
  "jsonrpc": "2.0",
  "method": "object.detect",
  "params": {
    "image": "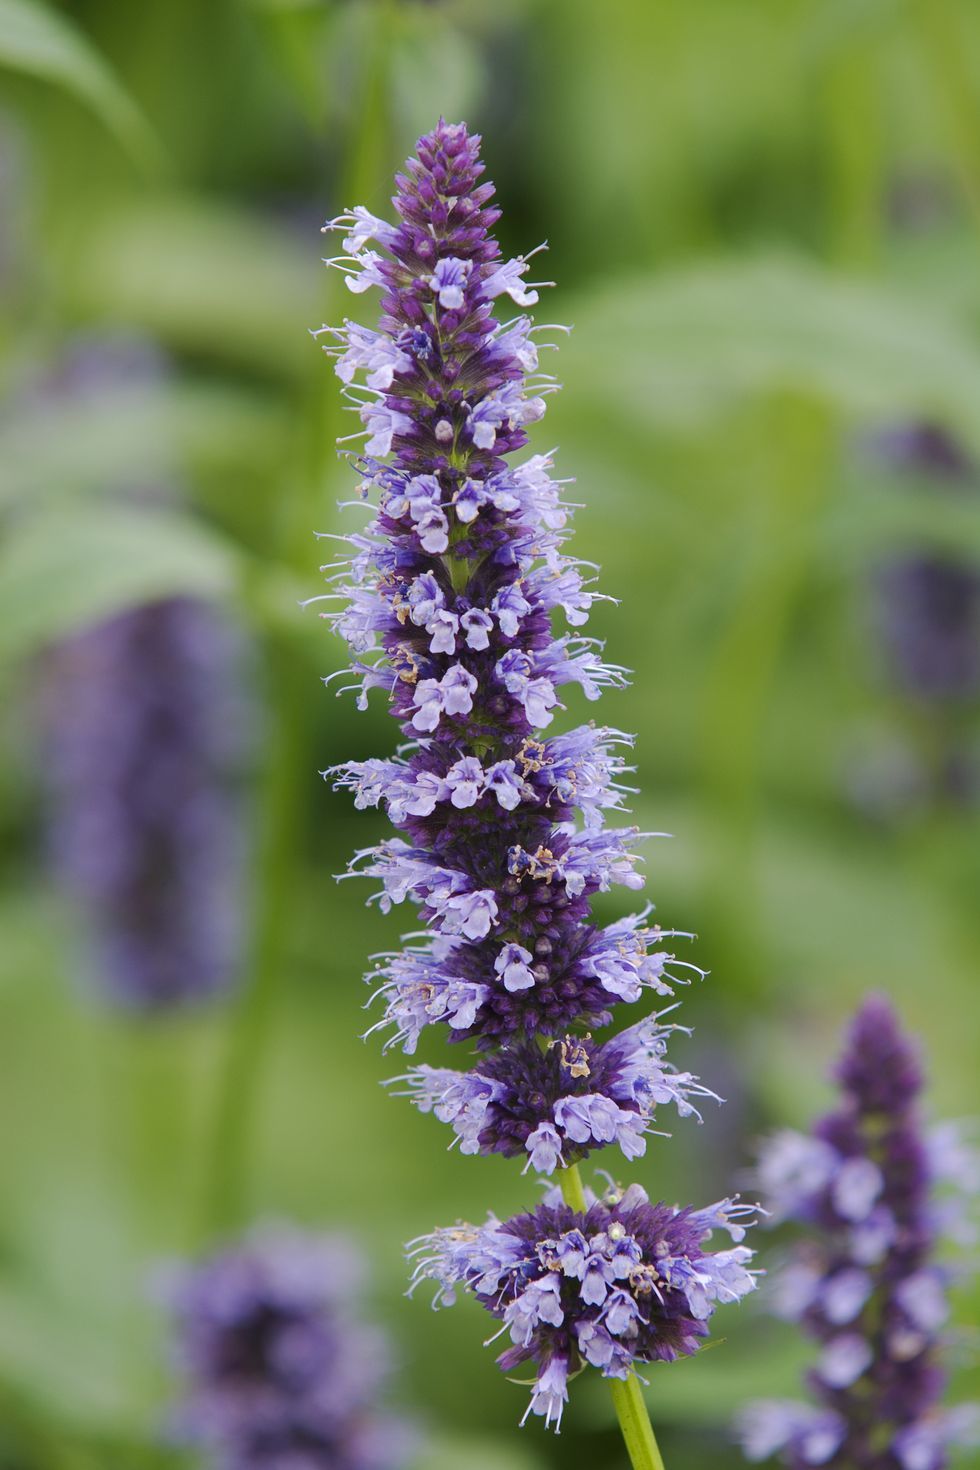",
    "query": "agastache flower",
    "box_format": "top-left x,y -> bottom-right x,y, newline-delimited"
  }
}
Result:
738,995 -> 979,1468
391,1016 -> 720,1174
849,423 -> 980,816
872,425 -> 980,706
409,1181 -> 758,1431
164,1227 -> 412,1469
320,119 -> 757,1438
43,597 -> 248,1010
